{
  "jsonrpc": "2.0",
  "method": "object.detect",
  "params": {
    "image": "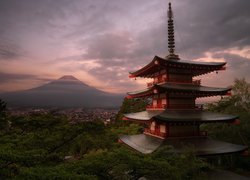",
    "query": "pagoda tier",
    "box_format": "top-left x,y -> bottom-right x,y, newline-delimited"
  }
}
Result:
123,110 -> 239,124
119,134 -> 248,155
129,56 -> 226,78
127,83 -> 231,99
